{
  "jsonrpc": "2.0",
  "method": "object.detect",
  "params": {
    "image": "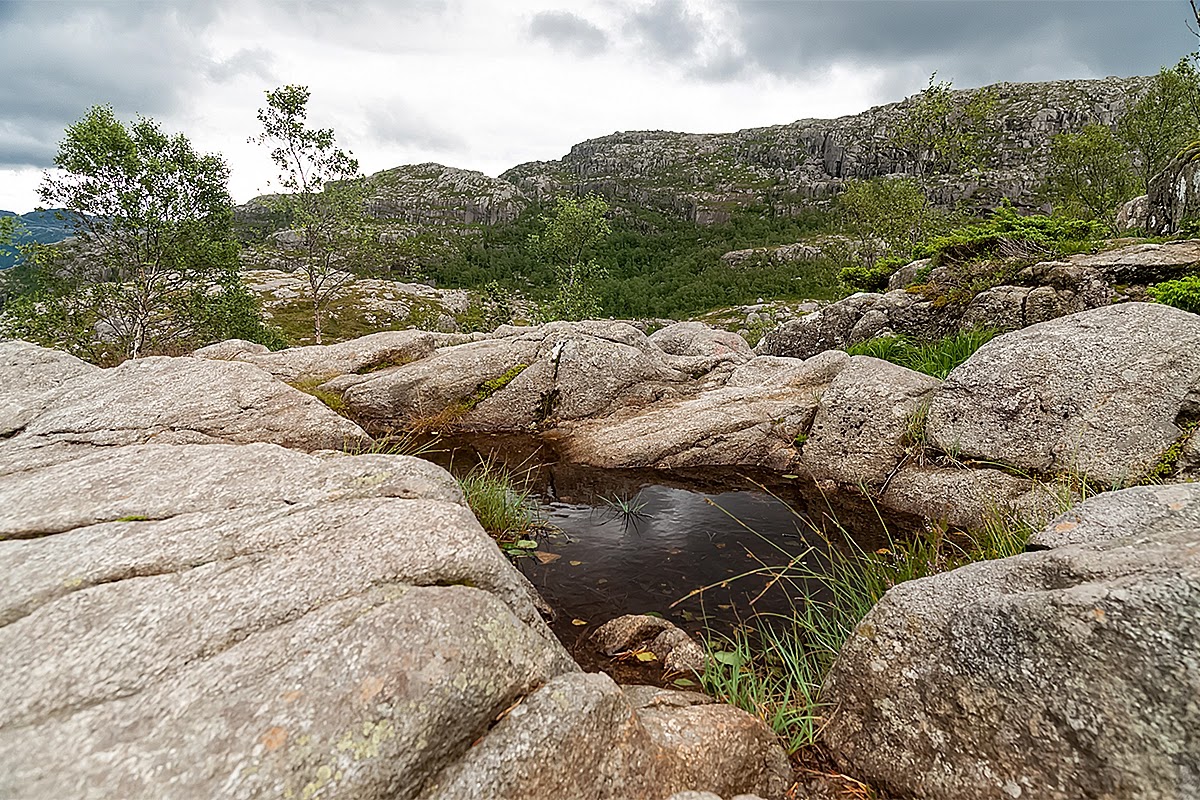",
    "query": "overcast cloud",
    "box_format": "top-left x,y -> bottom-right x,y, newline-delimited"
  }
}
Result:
0,0 -> 1193,210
